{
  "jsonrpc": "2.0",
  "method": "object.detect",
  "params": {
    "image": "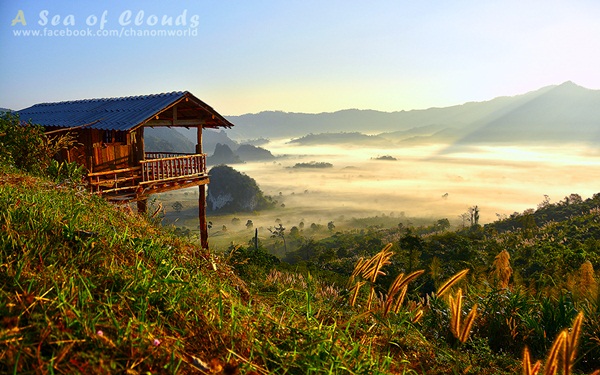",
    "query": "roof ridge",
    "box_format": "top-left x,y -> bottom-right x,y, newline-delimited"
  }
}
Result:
17,91 -> 233,131
34,91 -> 186,106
